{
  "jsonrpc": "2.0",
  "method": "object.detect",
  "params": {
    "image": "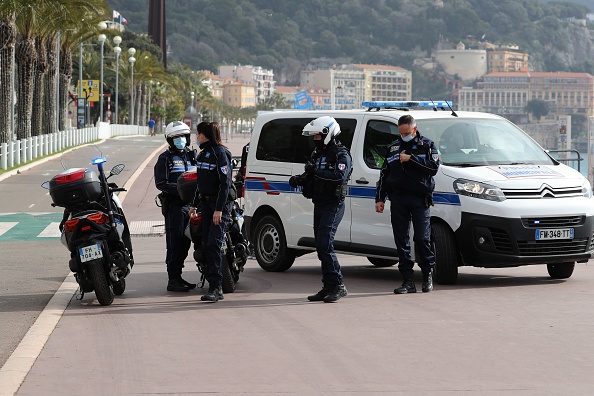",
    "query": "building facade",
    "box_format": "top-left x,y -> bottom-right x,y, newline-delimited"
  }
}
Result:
457,71 -> 594,123
218,65 -> 275,104
300,64 -> 411,110
222,81 -> 256,108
